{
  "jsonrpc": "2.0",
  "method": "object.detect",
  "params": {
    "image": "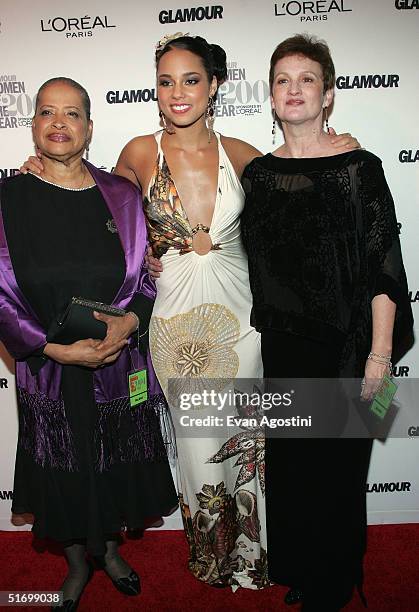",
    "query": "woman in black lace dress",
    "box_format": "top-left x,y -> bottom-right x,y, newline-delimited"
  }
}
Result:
241,35 -> 413,611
